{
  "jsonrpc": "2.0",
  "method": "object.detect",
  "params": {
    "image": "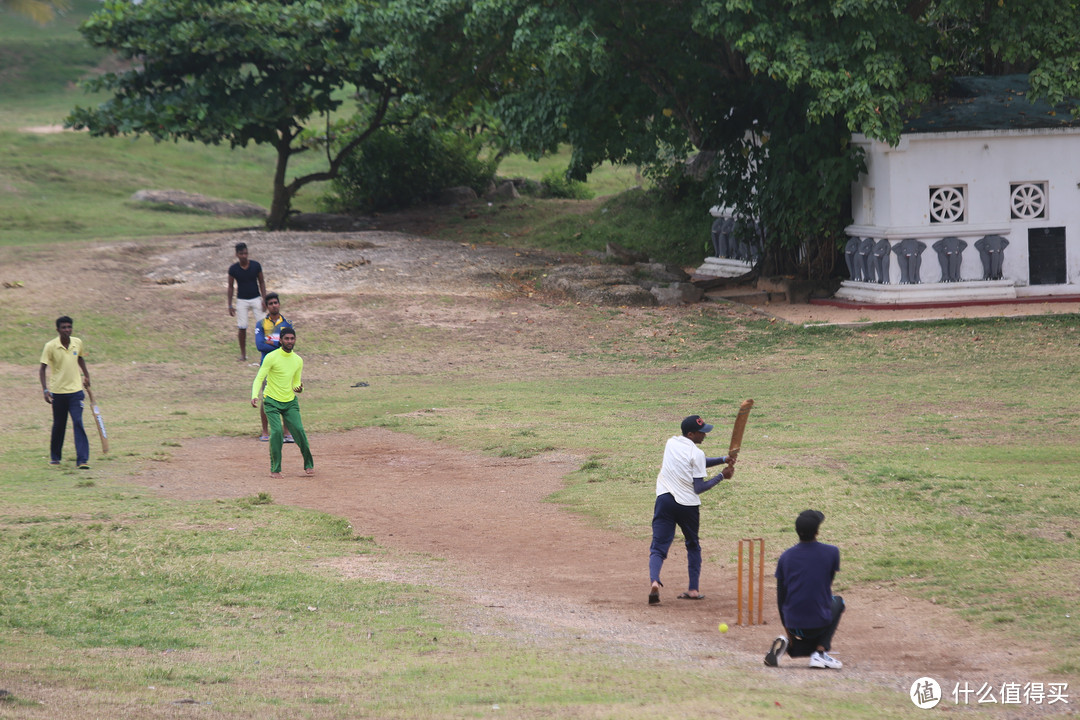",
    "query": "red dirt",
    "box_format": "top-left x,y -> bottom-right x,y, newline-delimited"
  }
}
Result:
135,427 -> 1054,700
